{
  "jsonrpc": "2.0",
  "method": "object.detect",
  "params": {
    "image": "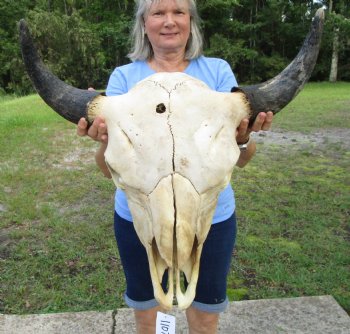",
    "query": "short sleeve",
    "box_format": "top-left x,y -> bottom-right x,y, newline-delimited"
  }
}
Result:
216,60 -> 238,93
106,68 -> 128,96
